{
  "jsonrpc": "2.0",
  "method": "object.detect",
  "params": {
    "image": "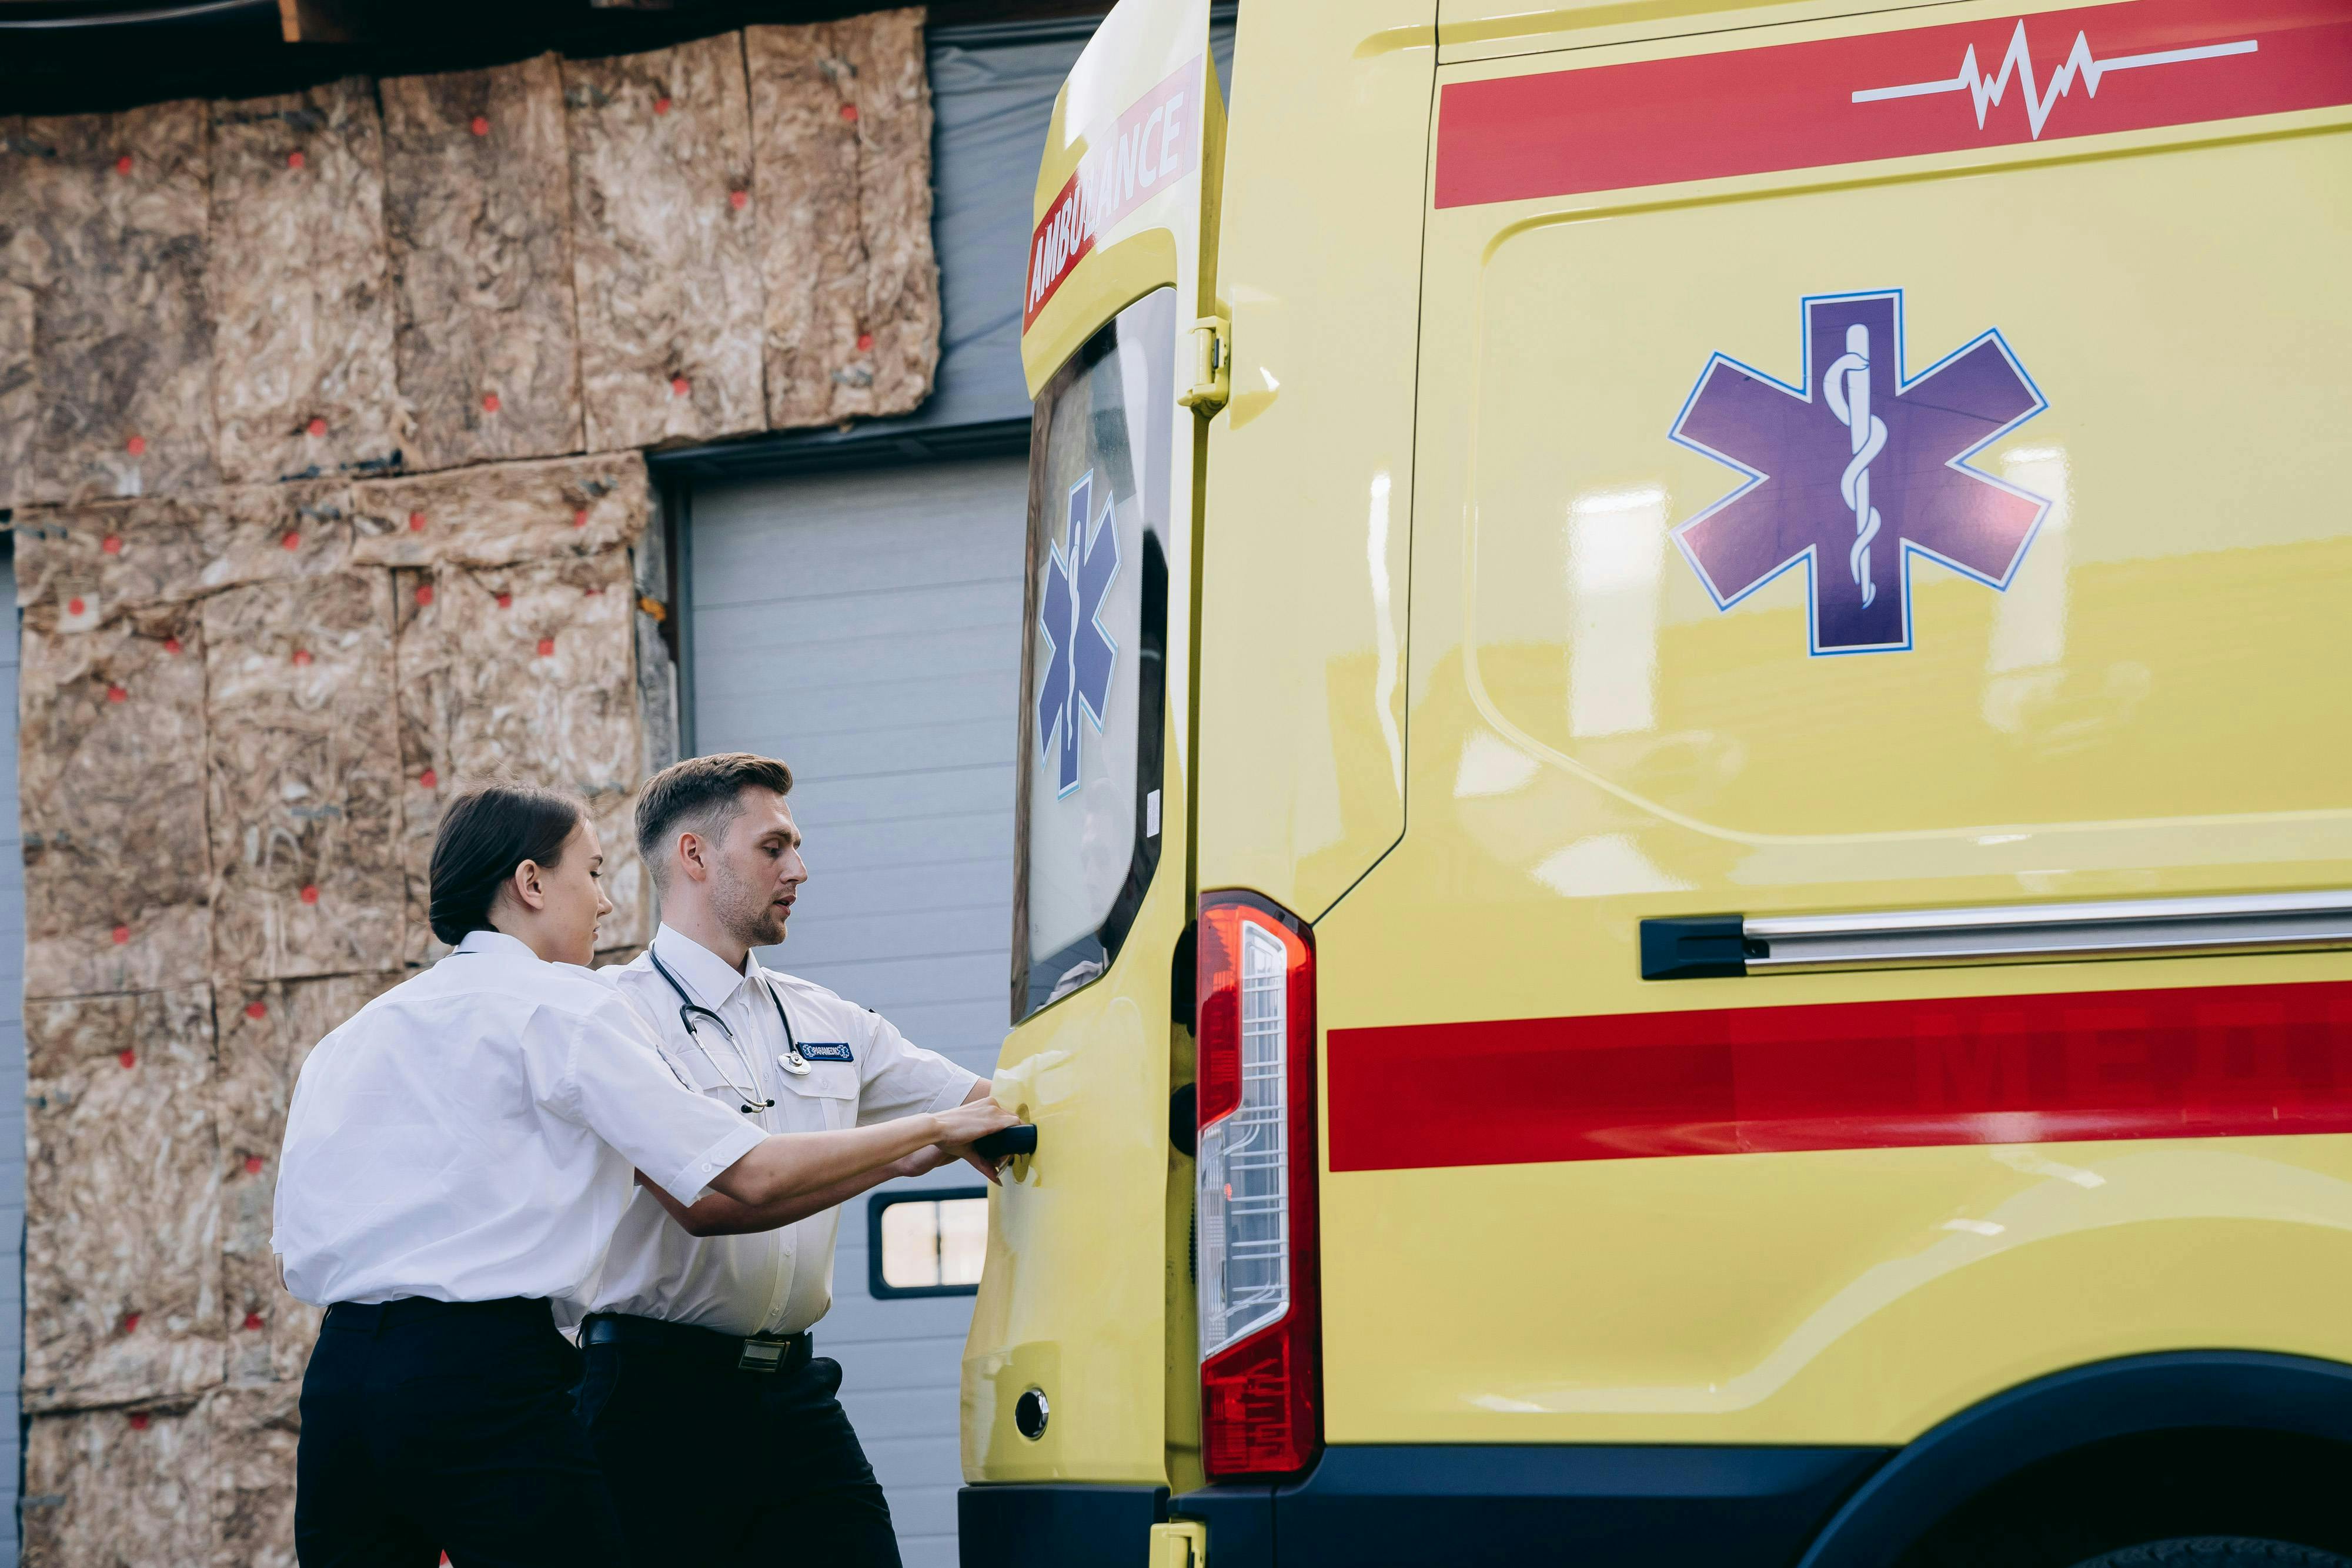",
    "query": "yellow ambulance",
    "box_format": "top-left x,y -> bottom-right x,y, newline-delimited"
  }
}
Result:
960,2 -> 2352,1564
